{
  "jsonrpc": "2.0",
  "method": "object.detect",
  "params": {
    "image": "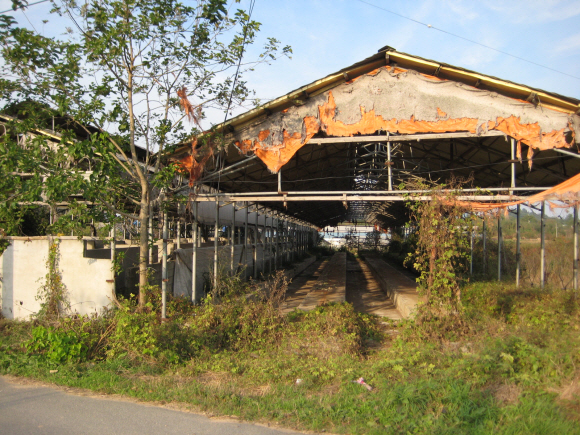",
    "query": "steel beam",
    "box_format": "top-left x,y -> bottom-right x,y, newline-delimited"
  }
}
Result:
194,194 -> 523,202
307,131 -> 505,145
